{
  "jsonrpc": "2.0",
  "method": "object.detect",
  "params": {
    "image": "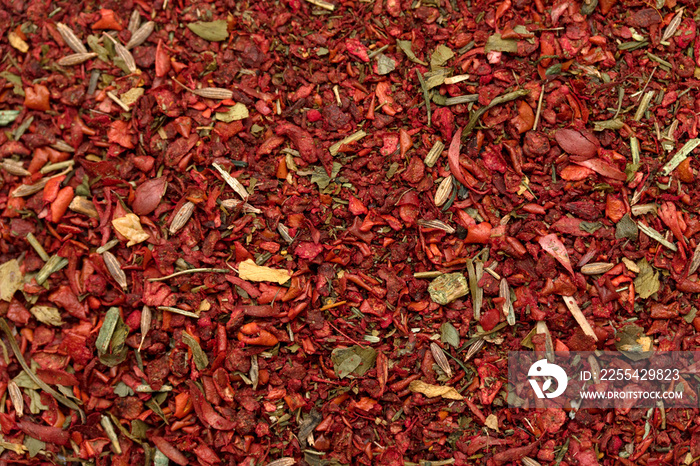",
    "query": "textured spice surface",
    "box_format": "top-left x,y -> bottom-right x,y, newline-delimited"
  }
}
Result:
1,0 -> 700,465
